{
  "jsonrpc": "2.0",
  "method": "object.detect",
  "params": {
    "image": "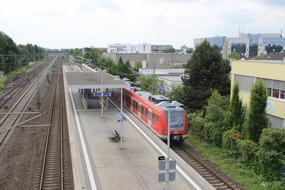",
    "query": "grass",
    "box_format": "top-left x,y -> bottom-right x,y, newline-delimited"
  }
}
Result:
0,61 -> 40,92
186,135 -> 284,190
